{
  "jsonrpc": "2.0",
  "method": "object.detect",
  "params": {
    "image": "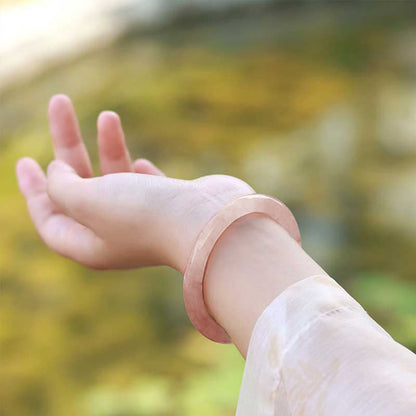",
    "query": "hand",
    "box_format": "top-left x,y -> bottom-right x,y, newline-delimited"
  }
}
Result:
16,95 -> 254,272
